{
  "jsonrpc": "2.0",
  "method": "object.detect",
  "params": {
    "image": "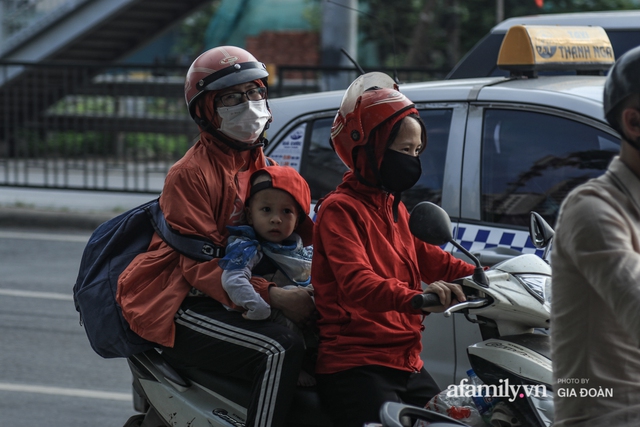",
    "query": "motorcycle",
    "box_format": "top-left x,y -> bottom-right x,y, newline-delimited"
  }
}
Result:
122,206 -> 474,427
122,201 -> 555,427
124,349 -> 467,427
409,202 -> 555,427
